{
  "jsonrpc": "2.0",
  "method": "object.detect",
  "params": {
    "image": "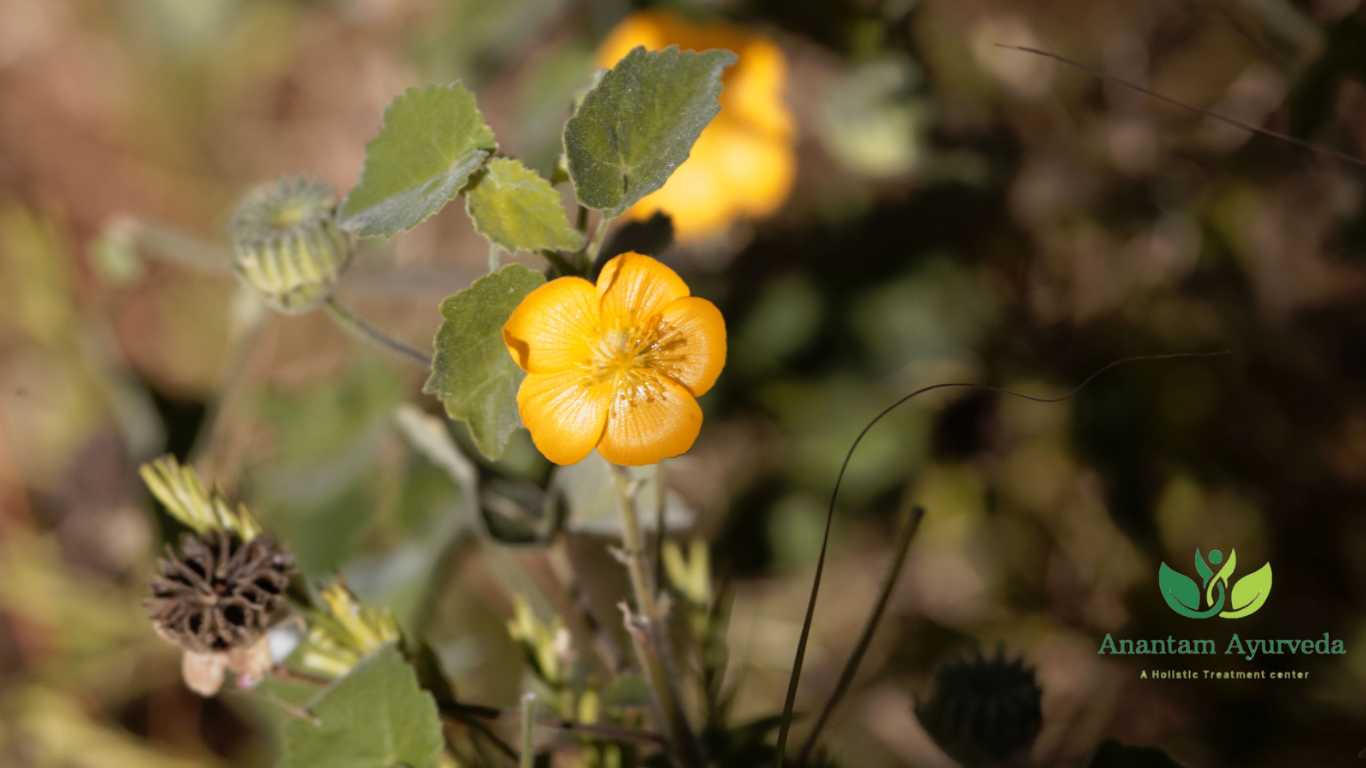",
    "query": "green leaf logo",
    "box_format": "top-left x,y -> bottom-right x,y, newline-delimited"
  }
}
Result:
1158,548 -> 1272,620
1158,562 -> 1204,618
1222,562 -> 1273,619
